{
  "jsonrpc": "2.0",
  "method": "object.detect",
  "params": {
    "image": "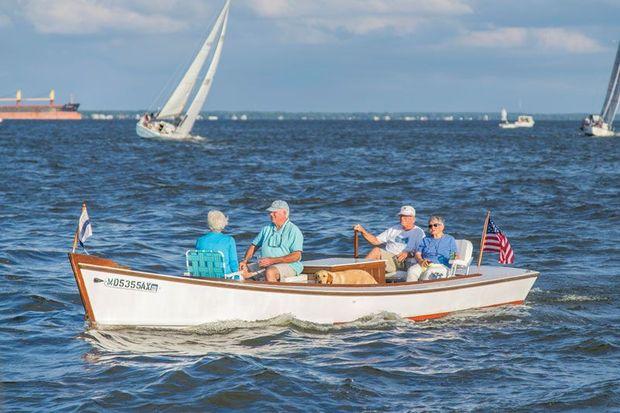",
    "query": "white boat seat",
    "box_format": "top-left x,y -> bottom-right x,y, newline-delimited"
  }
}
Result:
449,239 -> 473,277
385,270 -> 407,283
282,274 -> 308,283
